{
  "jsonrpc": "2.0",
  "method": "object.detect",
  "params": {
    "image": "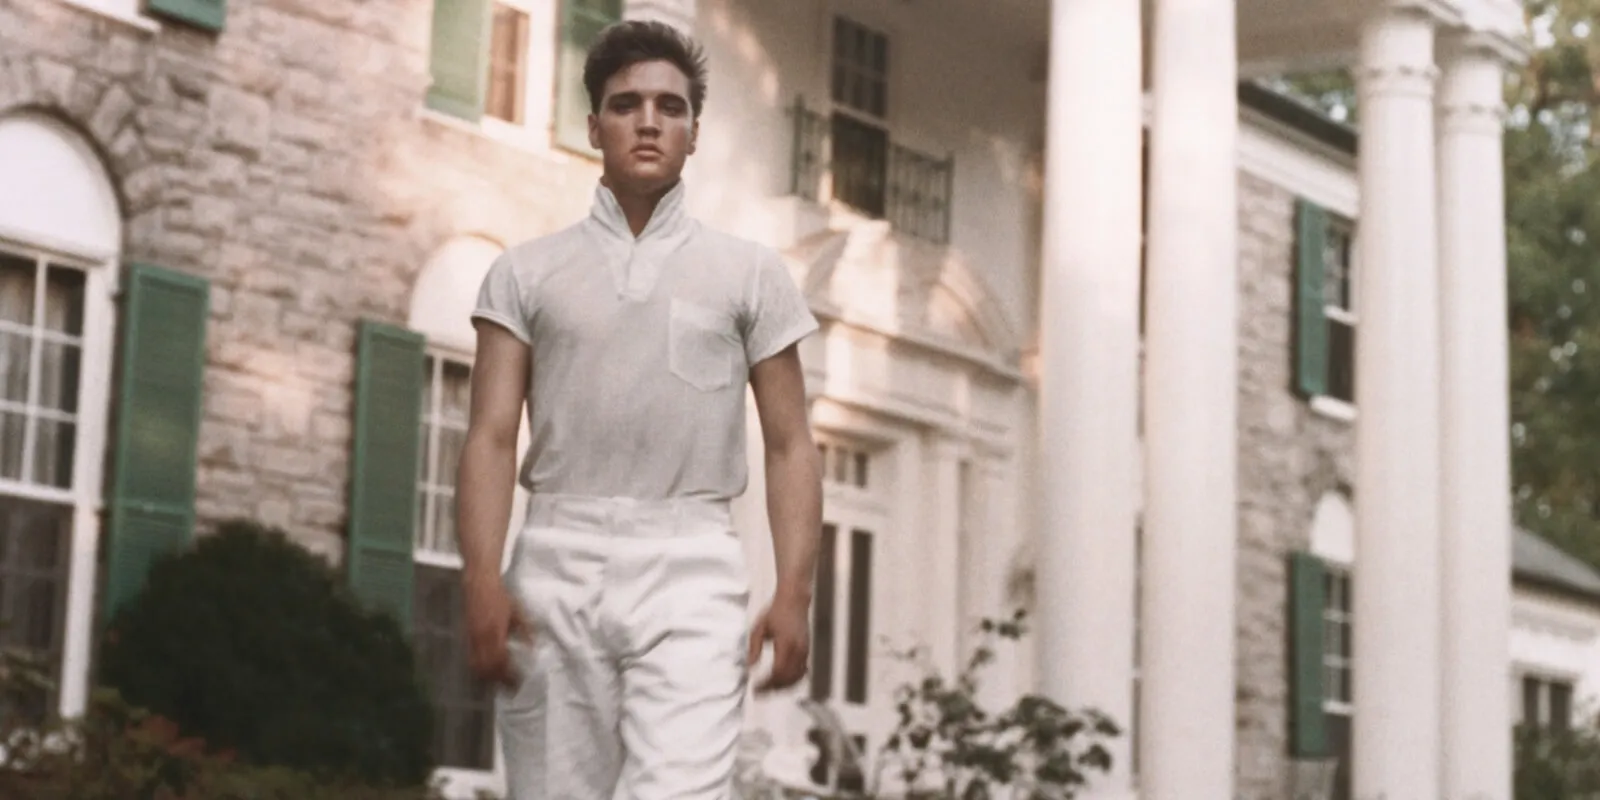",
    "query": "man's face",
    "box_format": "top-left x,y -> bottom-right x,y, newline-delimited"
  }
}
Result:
589,59 -> 698,193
